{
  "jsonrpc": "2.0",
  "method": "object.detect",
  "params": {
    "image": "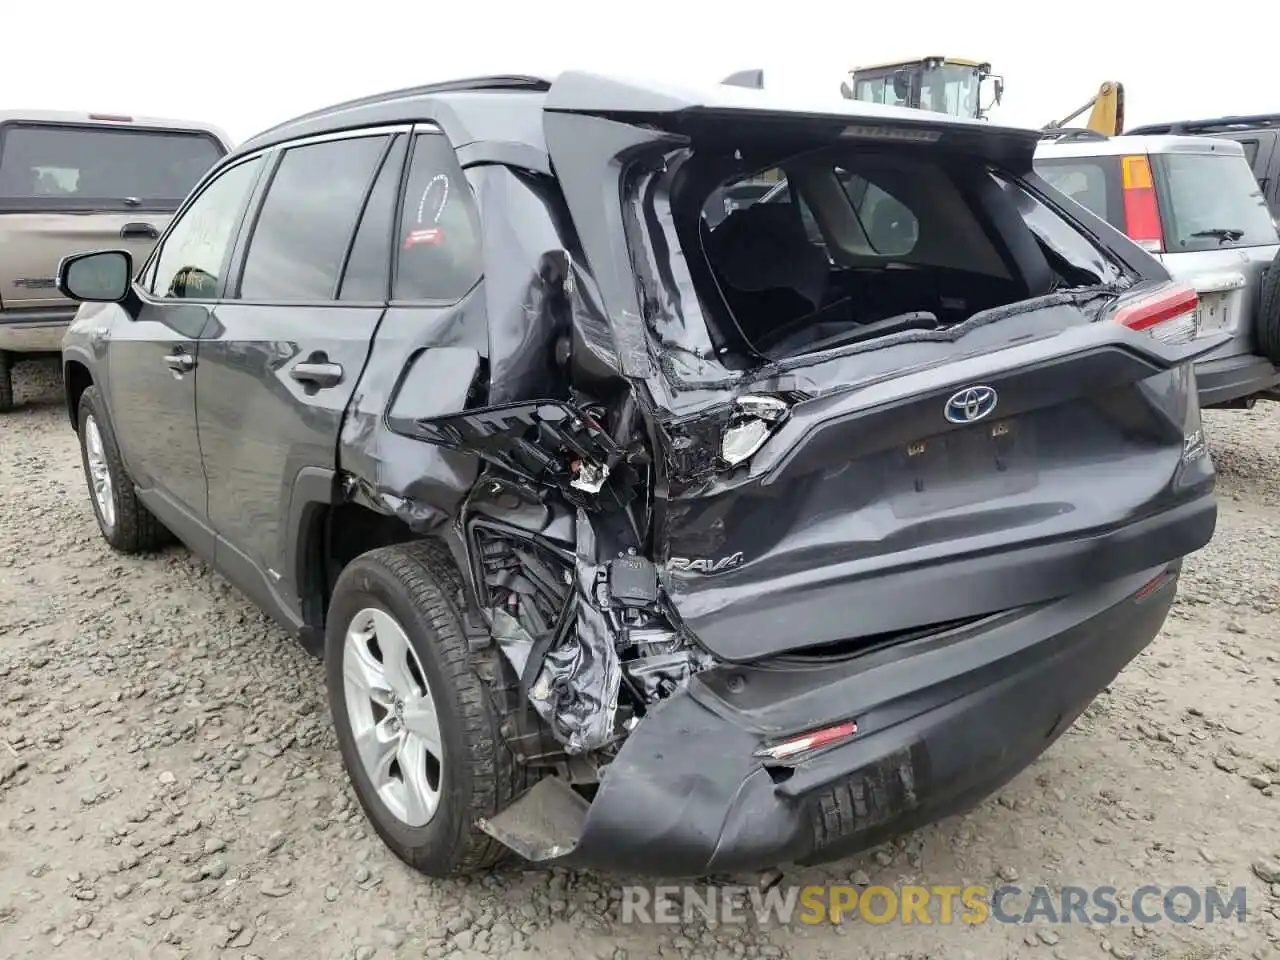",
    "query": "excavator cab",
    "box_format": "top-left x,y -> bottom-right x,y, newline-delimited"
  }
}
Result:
842,56 -> 1003,121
